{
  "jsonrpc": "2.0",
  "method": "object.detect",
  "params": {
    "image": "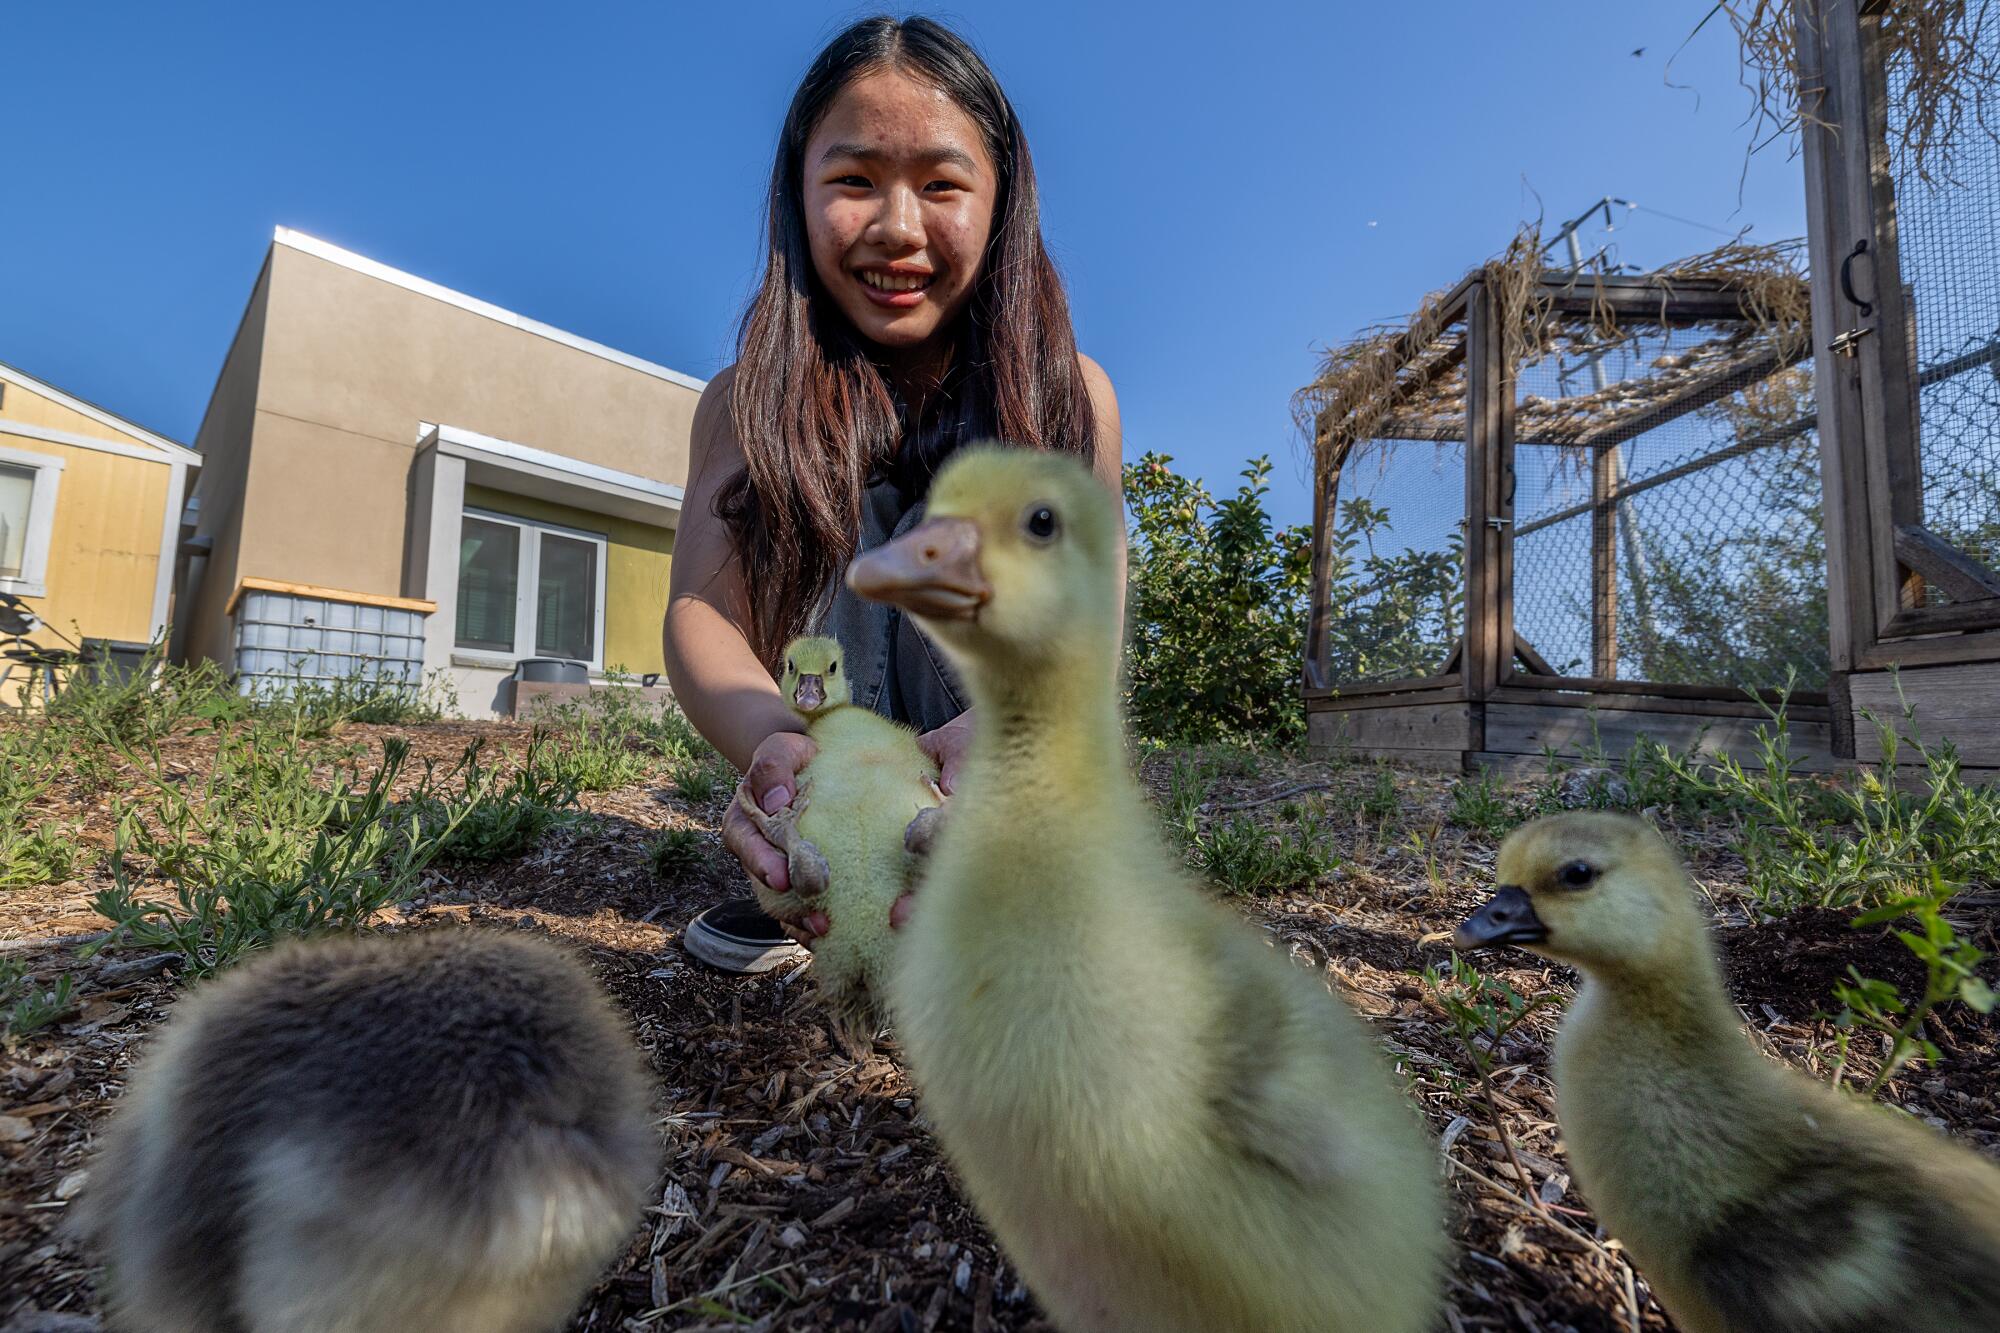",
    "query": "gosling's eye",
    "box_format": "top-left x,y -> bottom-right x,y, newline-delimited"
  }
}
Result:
1557,860 -> 1598,889
1023,504 -> 1059,542
828,661 -> 838,675
784,659 -> 793,675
